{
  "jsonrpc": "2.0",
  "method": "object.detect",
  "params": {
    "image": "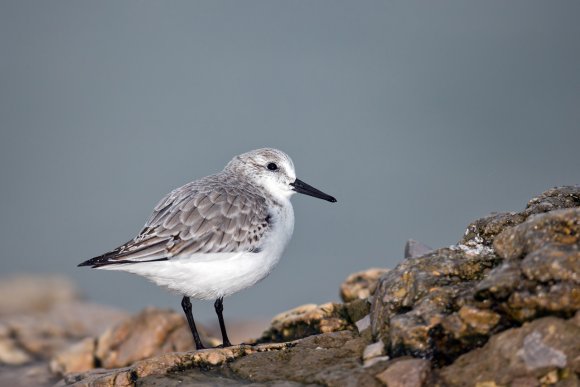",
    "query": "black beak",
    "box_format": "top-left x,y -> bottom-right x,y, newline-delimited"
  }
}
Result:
290,178 -> 337,203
